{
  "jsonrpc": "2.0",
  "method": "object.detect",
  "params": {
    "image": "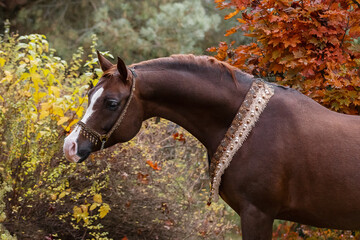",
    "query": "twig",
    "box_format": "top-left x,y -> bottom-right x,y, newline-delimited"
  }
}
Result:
339,15 -> 350,50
